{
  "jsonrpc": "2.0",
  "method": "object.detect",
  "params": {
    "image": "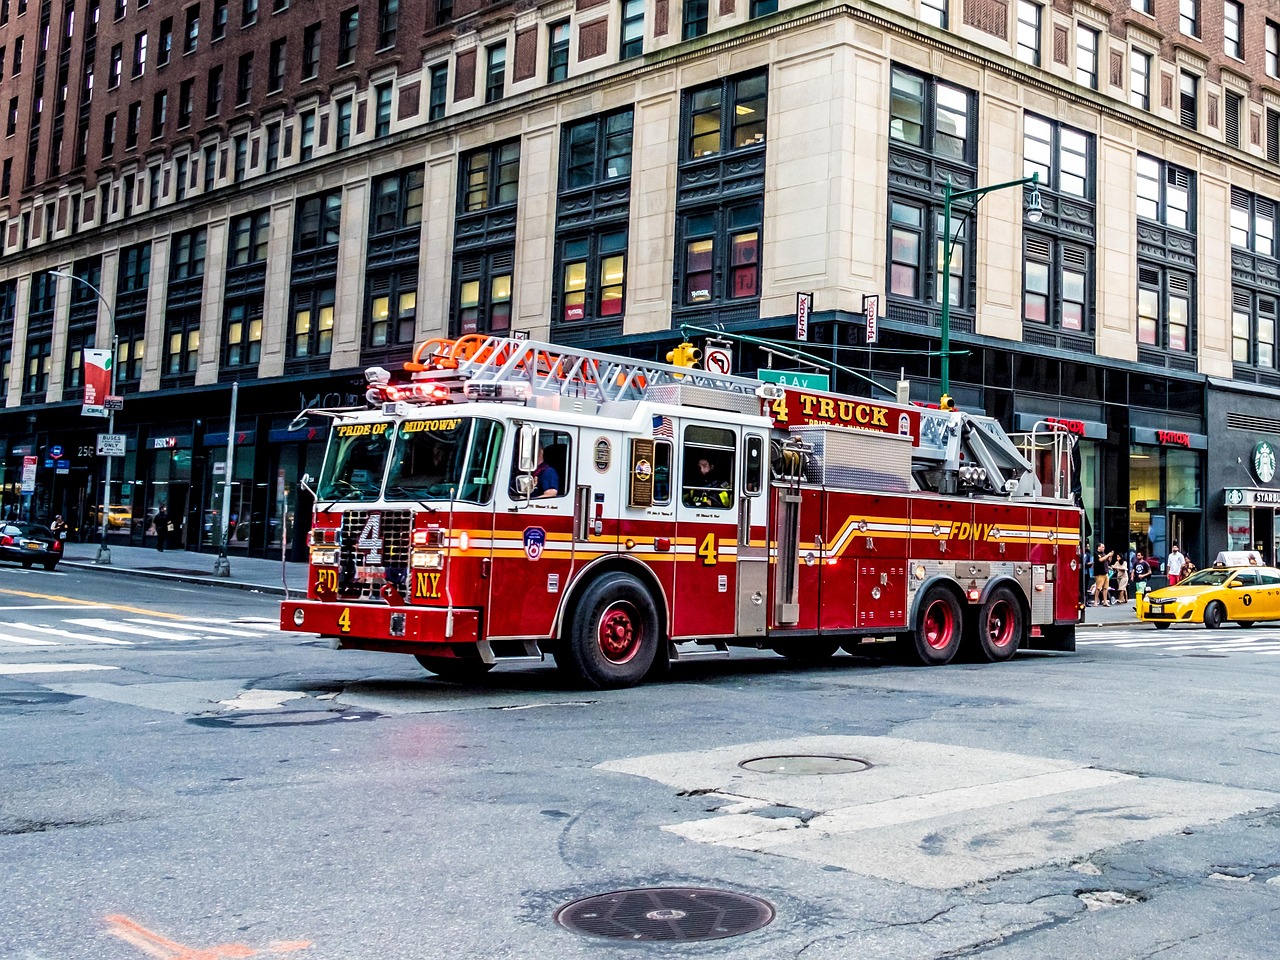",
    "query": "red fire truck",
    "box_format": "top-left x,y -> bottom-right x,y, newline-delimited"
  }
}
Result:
280,335 -> 1083,688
